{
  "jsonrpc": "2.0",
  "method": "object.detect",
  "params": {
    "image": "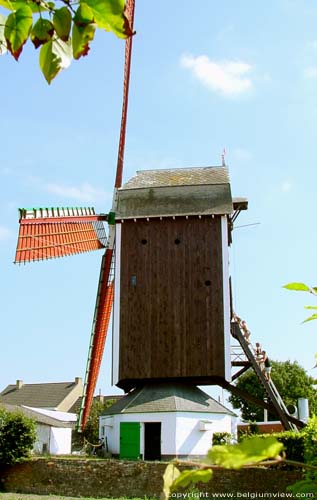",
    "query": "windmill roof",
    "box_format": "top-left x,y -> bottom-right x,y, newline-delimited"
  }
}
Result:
0,381 -> 80,410
101,384 -> 236,416
117,166 -> 233,218
122,166 -> 230,189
